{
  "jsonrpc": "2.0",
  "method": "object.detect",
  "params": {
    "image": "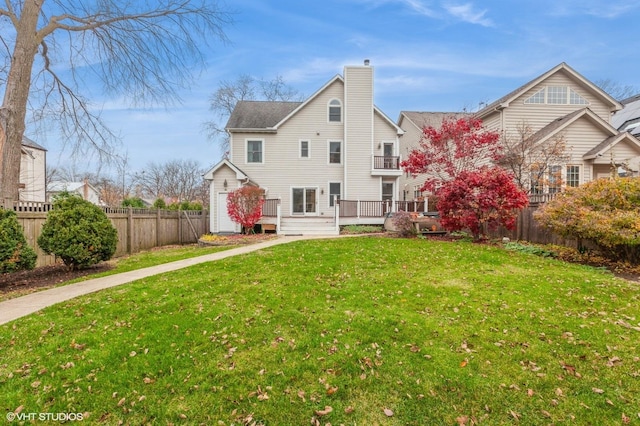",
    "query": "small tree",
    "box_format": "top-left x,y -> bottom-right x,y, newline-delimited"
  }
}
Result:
122,197 -> 145,208
0,209 -> 37,273
437,167 -> 529,240
226,186 -> 265,234
535,177 -> 640,262
498,120 -> 569,193
38,193 -> 118,270
401,116 -> 502,193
